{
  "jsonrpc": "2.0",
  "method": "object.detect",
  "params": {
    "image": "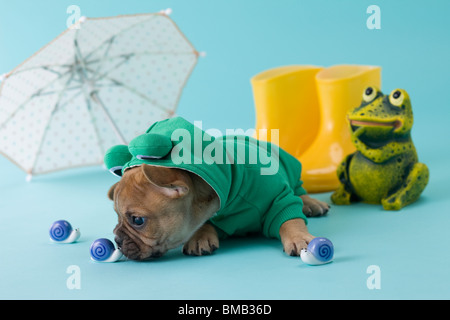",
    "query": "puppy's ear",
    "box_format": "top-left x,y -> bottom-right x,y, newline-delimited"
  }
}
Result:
141,164 -> 189,199
107,182 -> 119,201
